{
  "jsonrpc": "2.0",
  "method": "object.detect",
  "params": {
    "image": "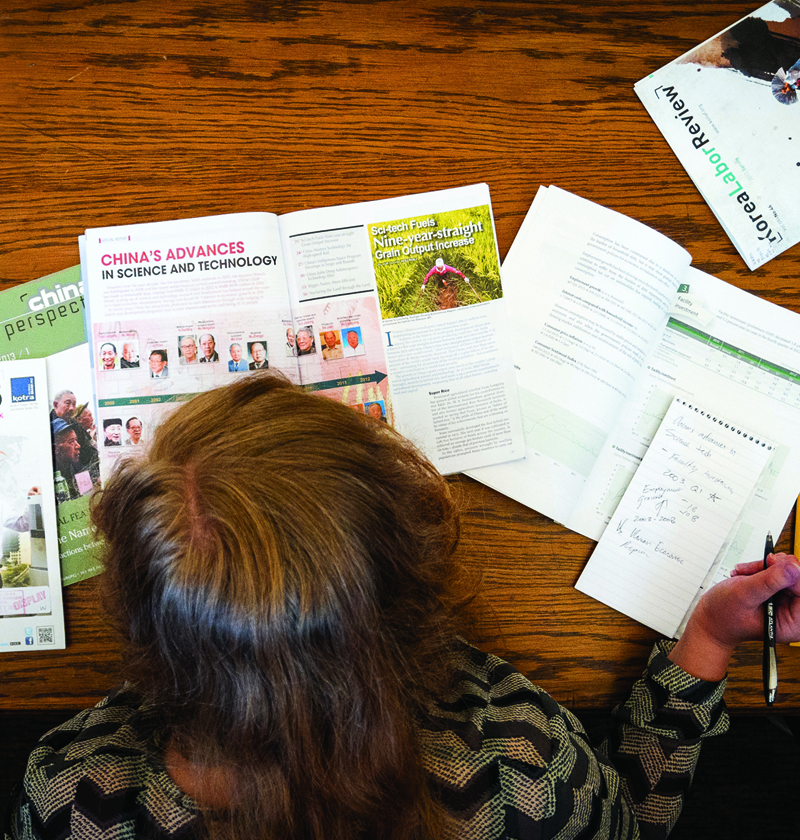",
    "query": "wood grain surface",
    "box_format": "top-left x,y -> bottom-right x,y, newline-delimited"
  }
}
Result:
1,0 -> 798,712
